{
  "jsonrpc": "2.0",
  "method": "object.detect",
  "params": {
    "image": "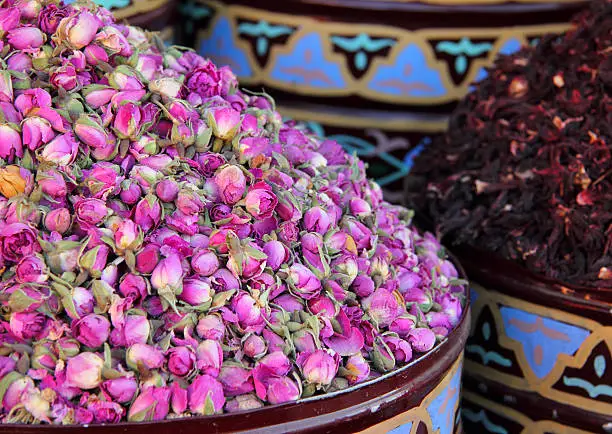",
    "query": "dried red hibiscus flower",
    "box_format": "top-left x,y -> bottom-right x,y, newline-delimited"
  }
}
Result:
408,0 -> 612,289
